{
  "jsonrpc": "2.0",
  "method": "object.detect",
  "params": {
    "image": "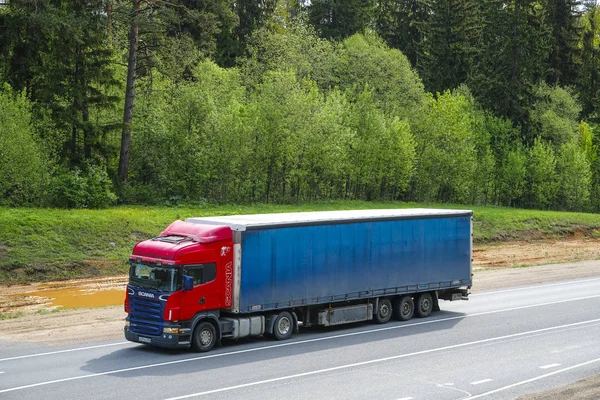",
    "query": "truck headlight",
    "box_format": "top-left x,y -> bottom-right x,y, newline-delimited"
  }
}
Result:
163,327 -> 180,334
